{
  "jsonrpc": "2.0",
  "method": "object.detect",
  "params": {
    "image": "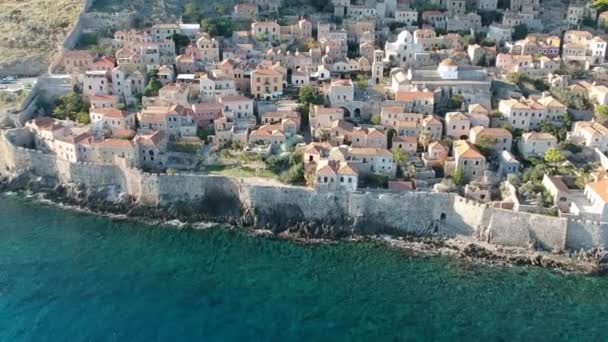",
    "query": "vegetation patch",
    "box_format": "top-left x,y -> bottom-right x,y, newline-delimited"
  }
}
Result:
0,0 -> 84,73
